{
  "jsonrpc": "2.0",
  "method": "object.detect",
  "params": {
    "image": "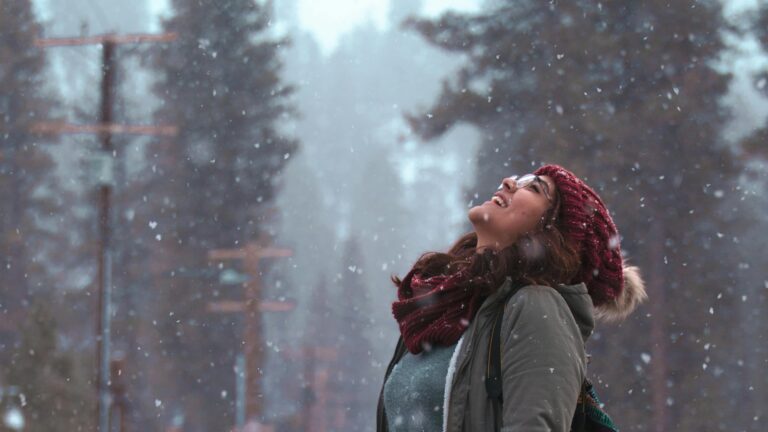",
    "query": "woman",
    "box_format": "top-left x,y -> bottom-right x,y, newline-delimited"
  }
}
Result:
376,164 -> 647,432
